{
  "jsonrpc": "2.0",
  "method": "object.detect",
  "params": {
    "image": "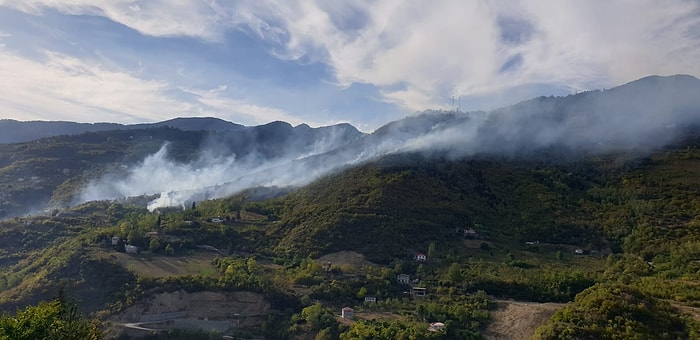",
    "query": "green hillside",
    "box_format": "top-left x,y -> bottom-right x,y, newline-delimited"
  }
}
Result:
1,138 -> 700,338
